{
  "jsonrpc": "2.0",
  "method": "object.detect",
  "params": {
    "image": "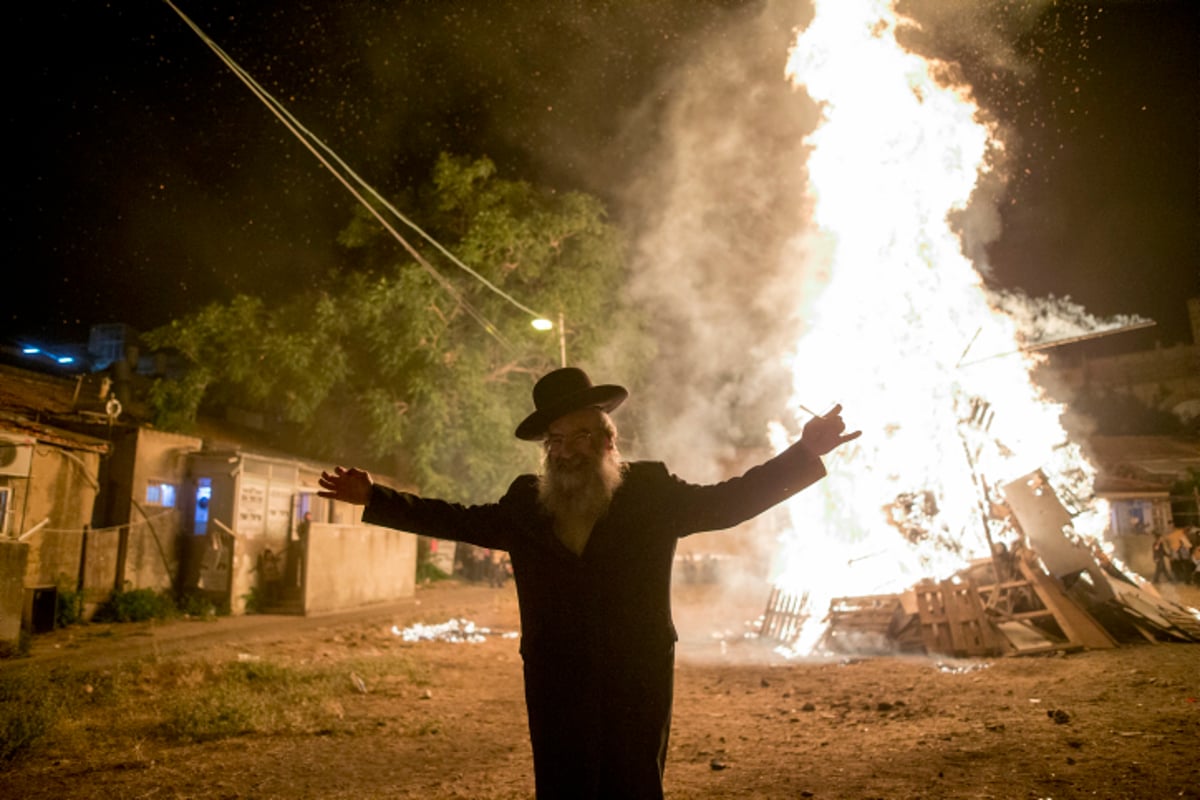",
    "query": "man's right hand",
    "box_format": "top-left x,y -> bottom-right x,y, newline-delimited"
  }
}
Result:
318,466 -> 373,506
